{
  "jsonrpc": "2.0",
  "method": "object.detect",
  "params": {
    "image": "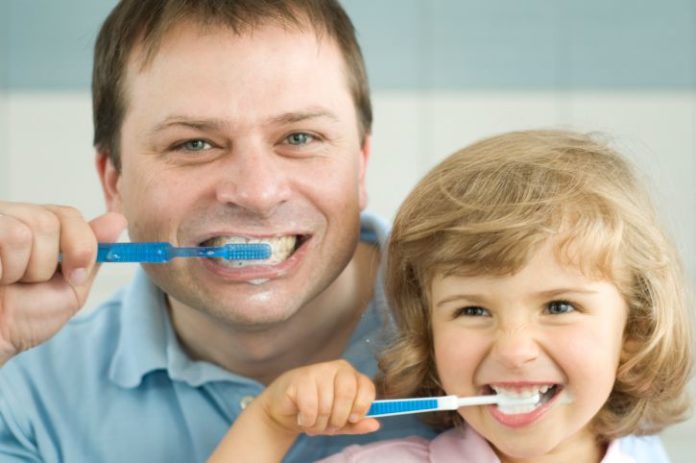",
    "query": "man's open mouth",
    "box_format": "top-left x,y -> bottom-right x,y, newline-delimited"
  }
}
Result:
199,234 -> 308,267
